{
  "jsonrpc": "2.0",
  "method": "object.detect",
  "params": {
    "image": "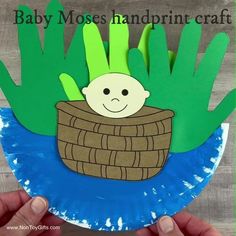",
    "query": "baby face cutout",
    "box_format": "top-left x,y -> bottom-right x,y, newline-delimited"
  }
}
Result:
82,73 -> 150,118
